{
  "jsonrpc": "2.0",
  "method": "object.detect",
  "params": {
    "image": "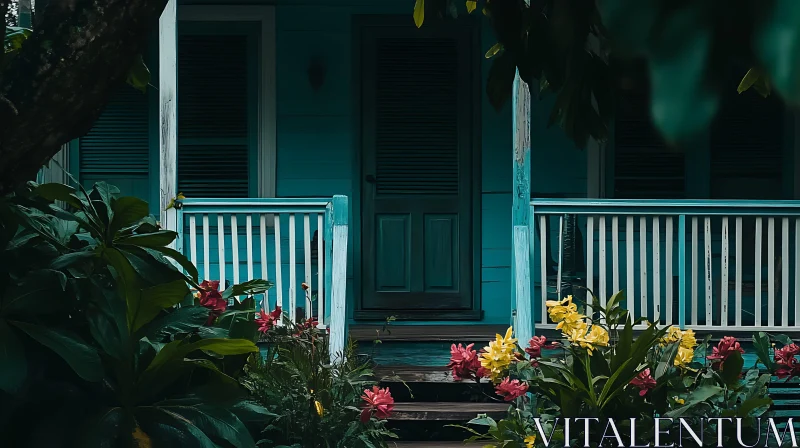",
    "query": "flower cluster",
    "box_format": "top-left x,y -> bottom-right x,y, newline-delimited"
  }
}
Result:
360,386 -> 394,423
707,336 -> 745,370
526,335 -> 556,367
197,280 -> 227,325
661,327 -> 697,367
629,368 -> 657,396
546,296 -> 609,355
447,343 -> 488,381
479,327 -> 518,383
255,306 -> 283,334
775,343 -> 800,379
495,377 -> 528,401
